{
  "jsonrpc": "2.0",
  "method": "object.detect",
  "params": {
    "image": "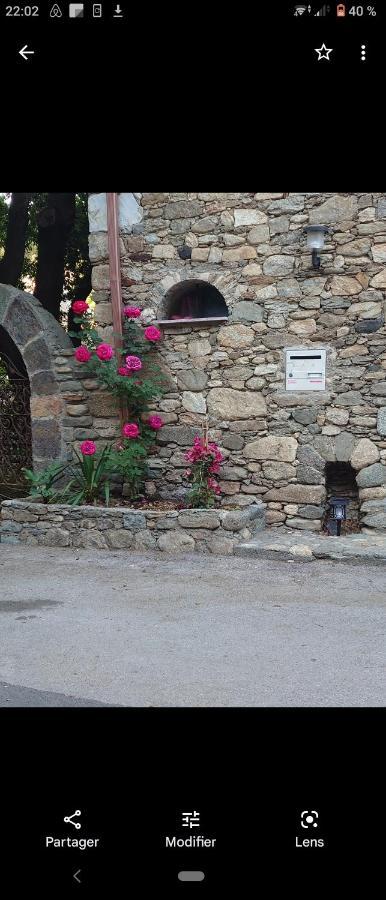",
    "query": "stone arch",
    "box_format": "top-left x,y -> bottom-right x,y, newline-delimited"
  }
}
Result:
298,433 -> 385,532
161,278 -> 229,321
0,284 -> 73,471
